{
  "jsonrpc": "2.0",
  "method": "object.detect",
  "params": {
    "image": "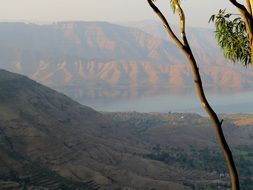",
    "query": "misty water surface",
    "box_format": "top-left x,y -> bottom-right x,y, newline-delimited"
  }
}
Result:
83,91 -> 253,114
